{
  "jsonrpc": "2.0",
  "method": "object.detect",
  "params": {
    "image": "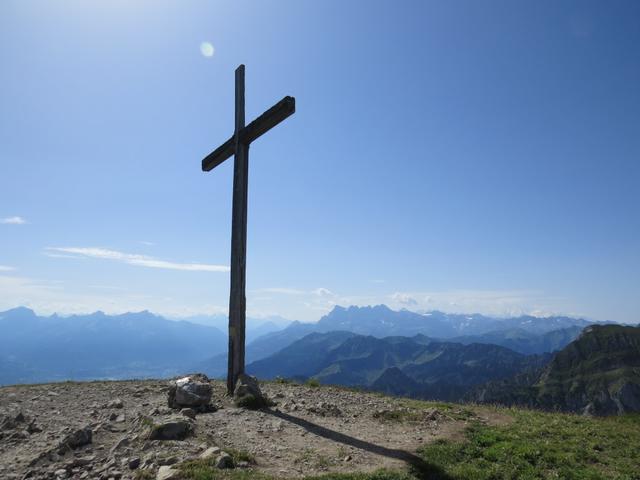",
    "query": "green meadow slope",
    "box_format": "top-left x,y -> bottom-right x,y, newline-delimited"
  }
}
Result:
469,324 -> 640,415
